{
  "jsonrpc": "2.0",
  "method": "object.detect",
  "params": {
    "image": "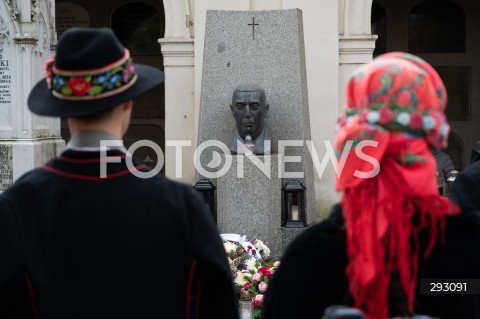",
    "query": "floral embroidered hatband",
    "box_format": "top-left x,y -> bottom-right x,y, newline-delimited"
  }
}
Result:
45,49 -> 137,101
